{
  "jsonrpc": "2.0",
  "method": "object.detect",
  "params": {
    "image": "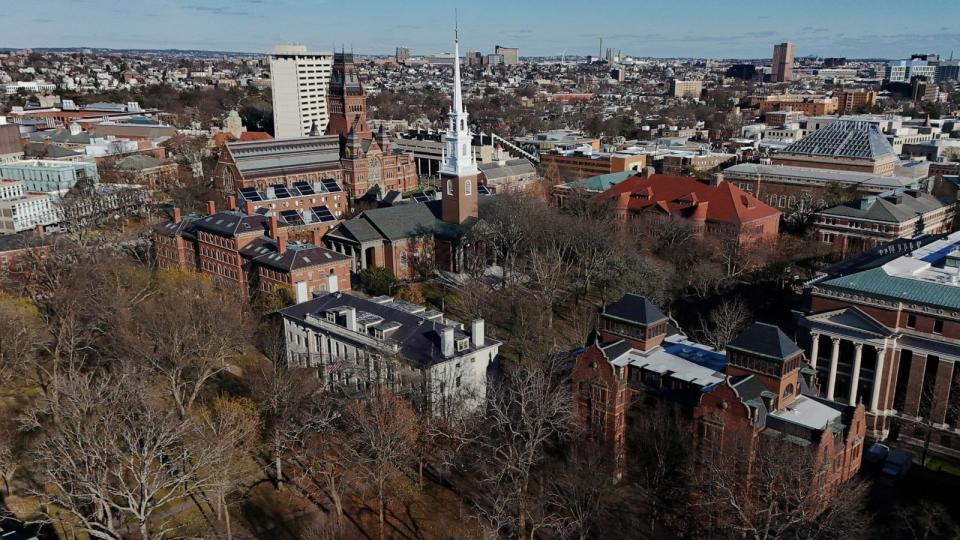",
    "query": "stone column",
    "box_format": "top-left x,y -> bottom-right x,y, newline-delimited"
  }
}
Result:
827,337 -> 841,401
903,351 -> 927,416
870,348 -> 886,413
849,342 -> 863,406
809,333 -> 821,369
930,359 -> 955,424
